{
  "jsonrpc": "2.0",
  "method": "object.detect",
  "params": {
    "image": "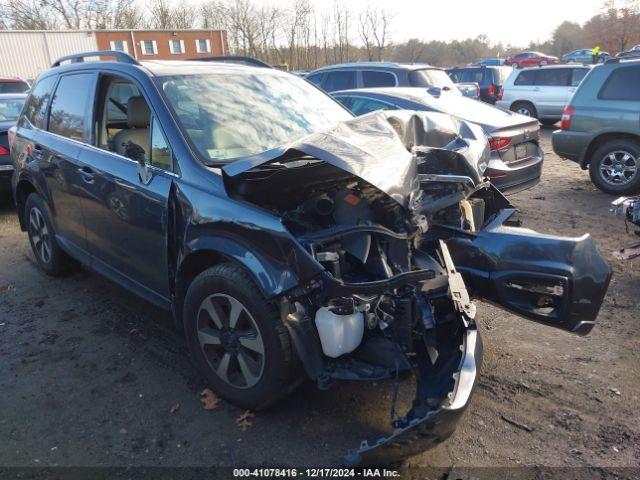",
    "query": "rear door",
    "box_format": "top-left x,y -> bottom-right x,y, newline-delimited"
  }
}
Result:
322,70 -> 357,92
534,68 -> 572,117
77,72 -> 173,305
596,65 -> 640,133
36,72 -> 97,261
